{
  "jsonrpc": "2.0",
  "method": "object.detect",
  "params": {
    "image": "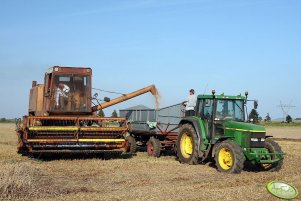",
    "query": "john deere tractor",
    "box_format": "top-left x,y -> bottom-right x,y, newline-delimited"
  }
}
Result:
176,91 -> 284,173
